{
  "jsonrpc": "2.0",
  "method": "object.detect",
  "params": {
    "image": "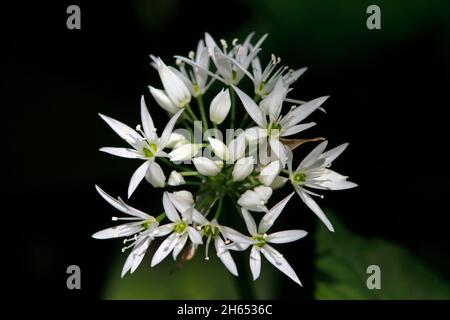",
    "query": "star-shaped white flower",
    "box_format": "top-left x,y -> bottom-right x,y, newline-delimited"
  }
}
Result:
235,78 -> 328,165
230,192 -> 307,286
92,185 -> 158,277
99,96 -> 183,197
287,141 -> 358,232
151,192 -> 203,267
